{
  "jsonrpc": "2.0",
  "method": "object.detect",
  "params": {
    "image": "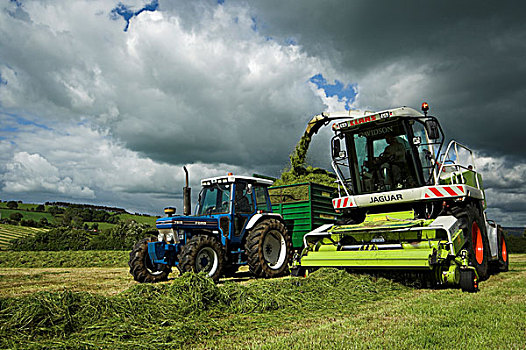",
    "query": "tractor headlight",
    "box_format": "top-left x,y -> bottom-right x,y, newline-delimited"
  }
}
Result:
157,229 -> 179,243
